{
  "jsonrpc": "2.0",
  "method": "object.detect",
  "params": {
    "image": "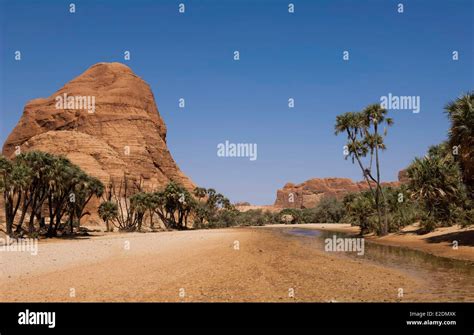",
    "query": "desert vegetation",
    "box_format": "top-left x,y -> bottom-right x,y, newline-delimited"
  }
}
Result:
1,93 -> 471,238
333,92 -> 473,235
269,92 -> 473,235
98,182 -> 280,231
0,153 -> 279,236
0,151 -> 104,237
335,103 -> 394,235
